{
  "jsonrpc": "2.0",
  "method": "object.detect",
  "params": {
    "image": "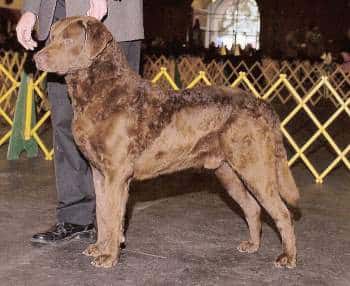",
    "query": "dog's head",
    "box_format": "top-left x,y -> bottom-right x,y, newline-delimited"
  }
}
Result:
34,16 -> 113,74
